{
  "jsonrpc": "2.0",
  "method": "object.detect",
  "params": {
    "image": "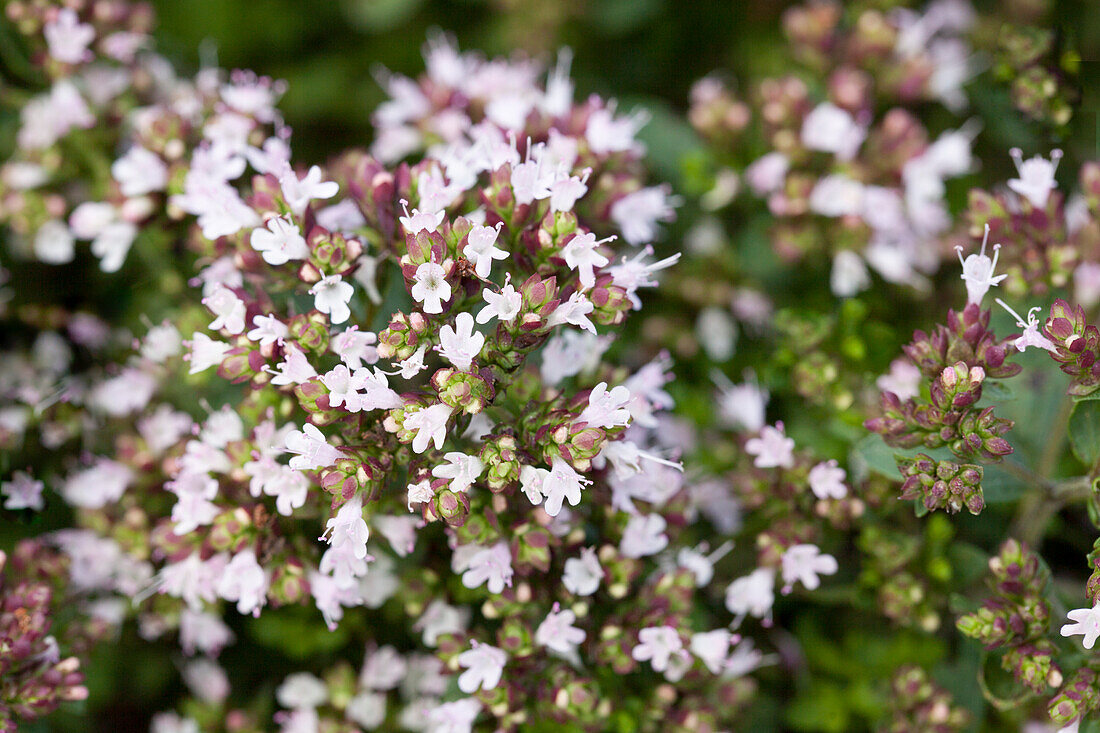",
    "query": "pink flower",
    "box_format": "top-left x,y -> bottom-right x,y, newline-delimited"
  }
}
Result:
745,422 -> 795,469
